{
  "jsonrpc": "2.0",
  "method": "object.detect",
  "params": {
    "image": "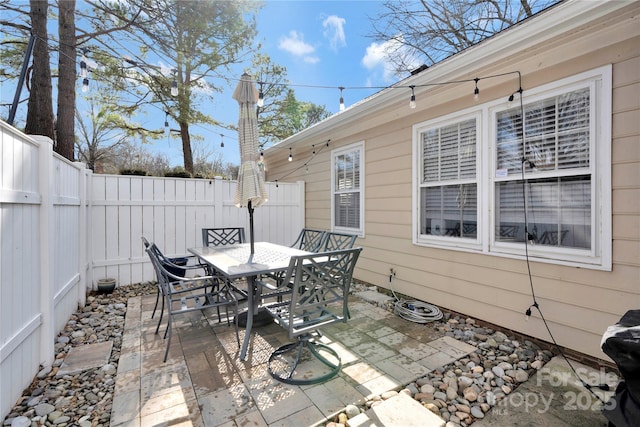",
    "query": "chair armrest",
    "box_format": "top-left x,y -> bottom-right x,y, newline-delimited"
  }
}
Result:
258,279 -> 293,301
